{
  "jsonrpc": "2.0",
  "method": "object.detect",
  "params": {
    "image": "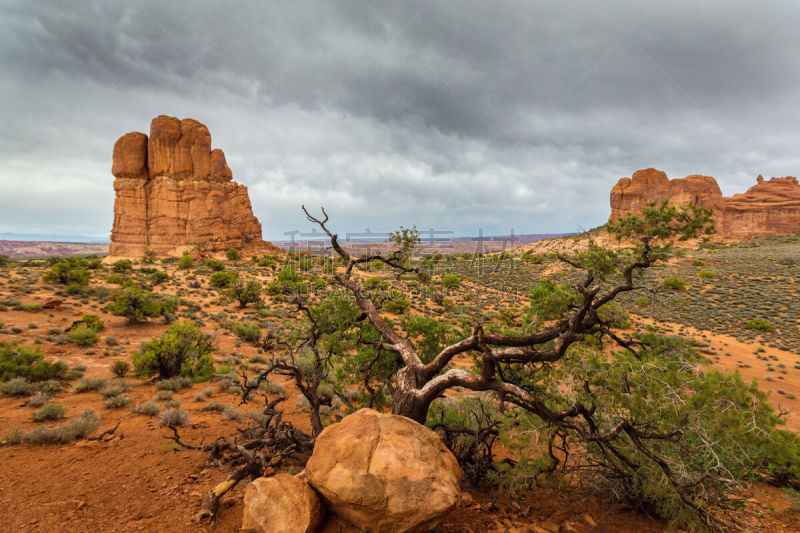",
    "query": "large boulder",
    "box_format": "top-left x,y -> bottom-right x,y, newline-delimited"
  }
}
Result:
242,474 -> 325,533
304,409 -> 462,533
111,132 -> 148,179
